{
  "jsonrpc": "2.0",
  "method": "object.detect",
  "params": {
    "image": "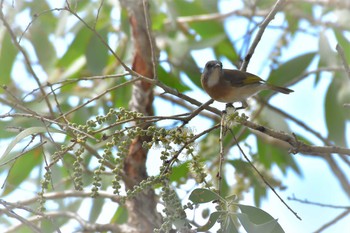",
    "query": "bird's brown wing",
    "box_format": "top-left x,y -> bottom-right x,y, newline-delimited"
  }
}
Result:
222,69 -> 264,87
